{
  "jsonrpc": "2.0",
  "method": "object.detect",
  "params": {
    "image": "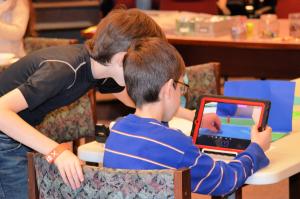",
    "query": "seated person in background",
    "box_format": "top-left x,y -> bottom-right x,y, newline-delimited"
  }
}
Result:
217,0 -> 277,18
104,37 -> 272,196
0,0 -> 30,57
100,0 -> 115,17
